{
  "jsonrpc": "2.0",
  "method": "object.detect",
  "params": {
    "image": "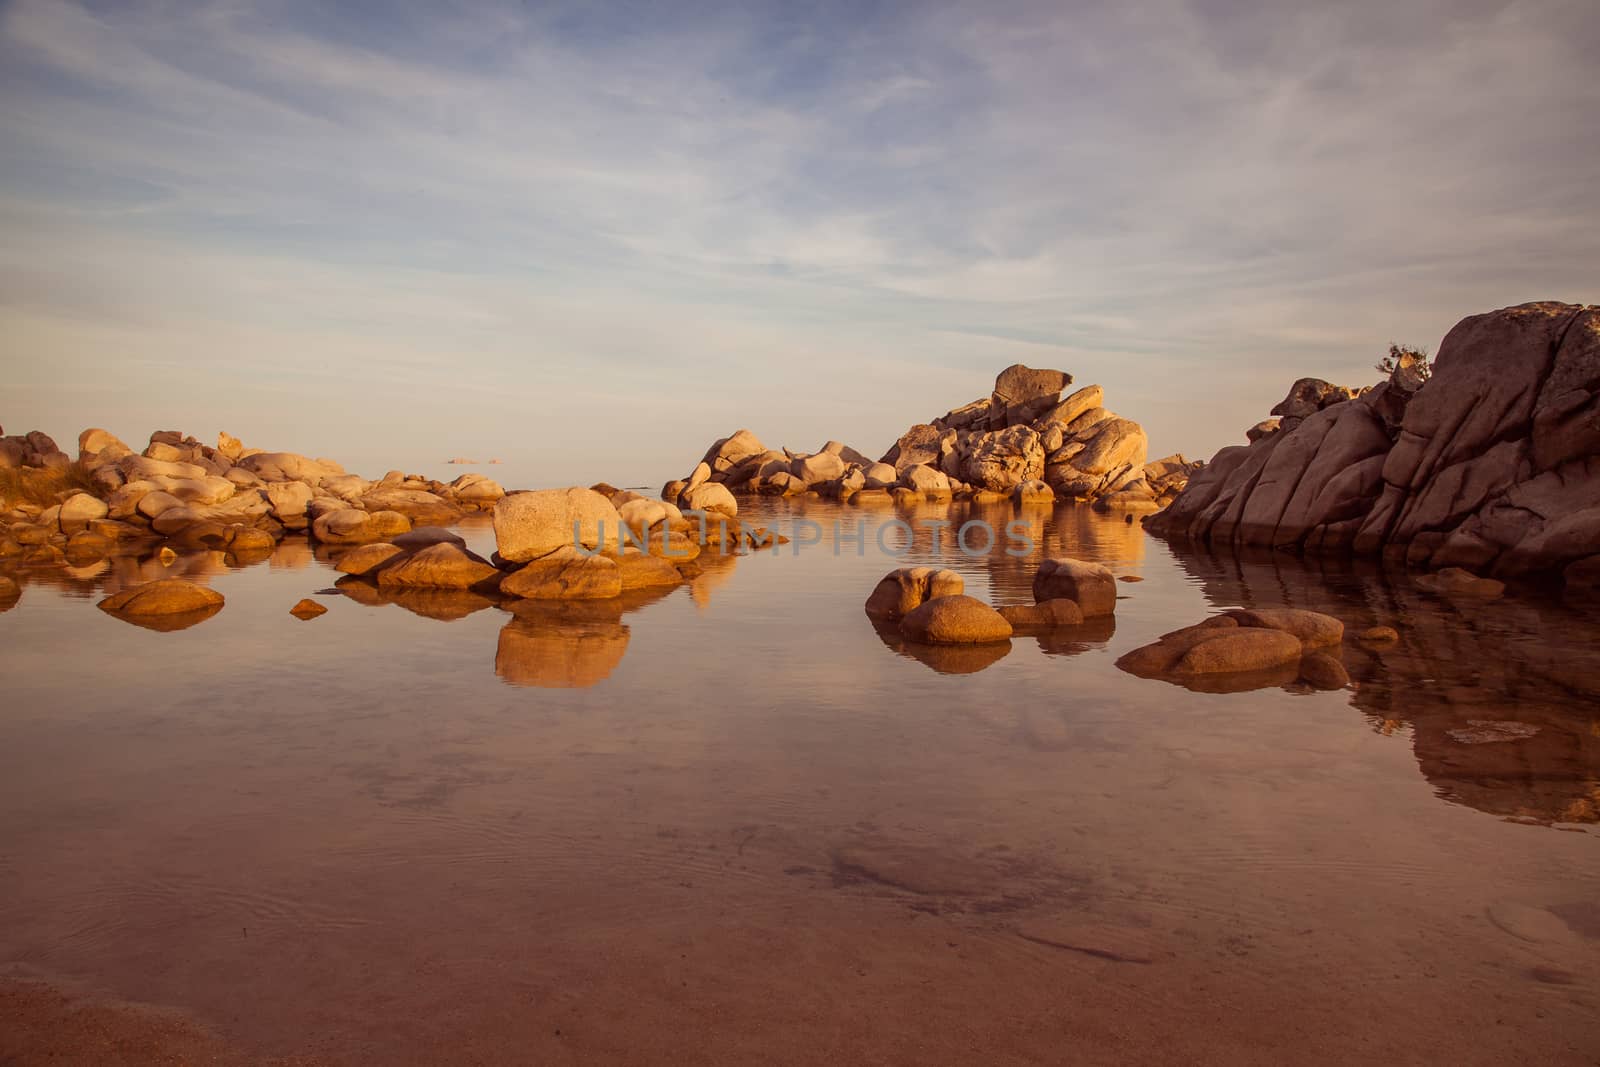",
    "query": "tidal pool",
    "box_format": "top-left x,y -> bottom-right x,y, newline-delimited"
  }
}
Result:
2,498 -> 1597,1064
